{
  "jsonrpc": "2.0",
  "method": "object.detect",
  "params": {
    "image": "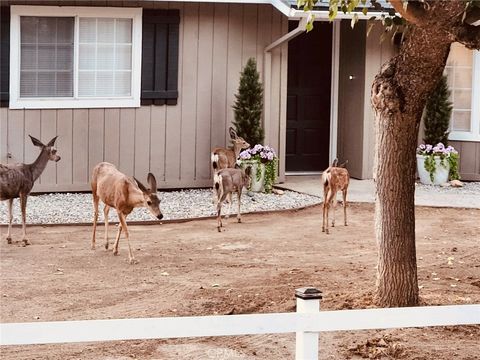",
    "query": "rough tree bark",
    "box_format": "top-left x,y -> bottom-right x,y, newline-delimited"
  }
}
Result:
371,0 -> 480,307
